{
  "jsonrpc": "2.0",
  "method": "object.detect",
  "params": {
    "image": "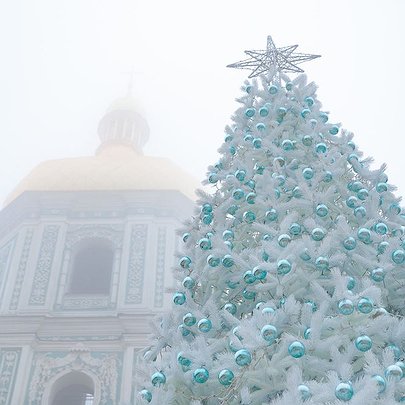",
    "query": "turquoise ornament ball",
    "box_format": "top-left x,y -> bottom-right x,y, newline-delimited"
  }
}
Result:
288,341 -> 305,358
282,139 -> 294,151
244,133 -> 253,142
376,182 -> 388,193
300,249 -> 311,261
315,142 -> 327,153
357,188 -> 369,200
179,256 -> 192,269
151,371 -> 166,386
354,206 -> 367,218
377,241 -> 389,254
232,188 -> 245,200
385,364 -> 403,381
140,389 -> 152,402
227,205 -> 238,216
316,204 -> 329,217
375,222 -> 388,235
355,335 -> 372,352
324,171 -> 333,182
346,196 -> 358,208
315,256 -> 329,271
245,107 -> 256,118
371,267 -> 385,282
246,192 -> 256,204
357,228 -> 371,243
183,313 -> 197,327
304,327 -> 311,339
243,270 -> 256,284
338,298 -> 354,315
254,163 -> 265,174
357,297 -> 373,314
256,122 -> 266,131
311,228 -> 325,241
292,186 -> 302,198
259,106 -> 269,117
243,211 -> 256,223
289,222 -> 302,236
265,208 -> 278,222
347,277 -> 355,290
261,324 -> 278,343
387,344 -> 401,361
301,108 -> 311,118
202,214 -> 213,224
197,318 -> 212,333
343,237 -> 356,251
253,138 -> 262,149
222,255 -> 234,268
235,349 -> 252,366
208,172 -> 218,184
198,238 -> 211,250
223,230 -> 234,240
218,369 -> 234,386
262,307 -> 275,315
182,276 -> 195,289
242,289 -> 255,300
277,259 -> 292,275
298,384 -> 311,401
178,324 -> 191,337
302,167 -> 314,179
302,135 -> 313,146
173,292 -> 186,305
269,84 -> 278,94
193,367 -> 209,383
305,96 -> 315,106
177,352 -> 192,367
285,82 -> 293,91
392,249 -> 405,264
319,112 -> 329,123
235,169 -> 246,182
207,255 -> 220,267
372,375 -> 386,393
224,303 -> 237,315
253,266 -> 267,280
182,232 -> 190,243
329,125 -> 339,135
335,382 -> 353,401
